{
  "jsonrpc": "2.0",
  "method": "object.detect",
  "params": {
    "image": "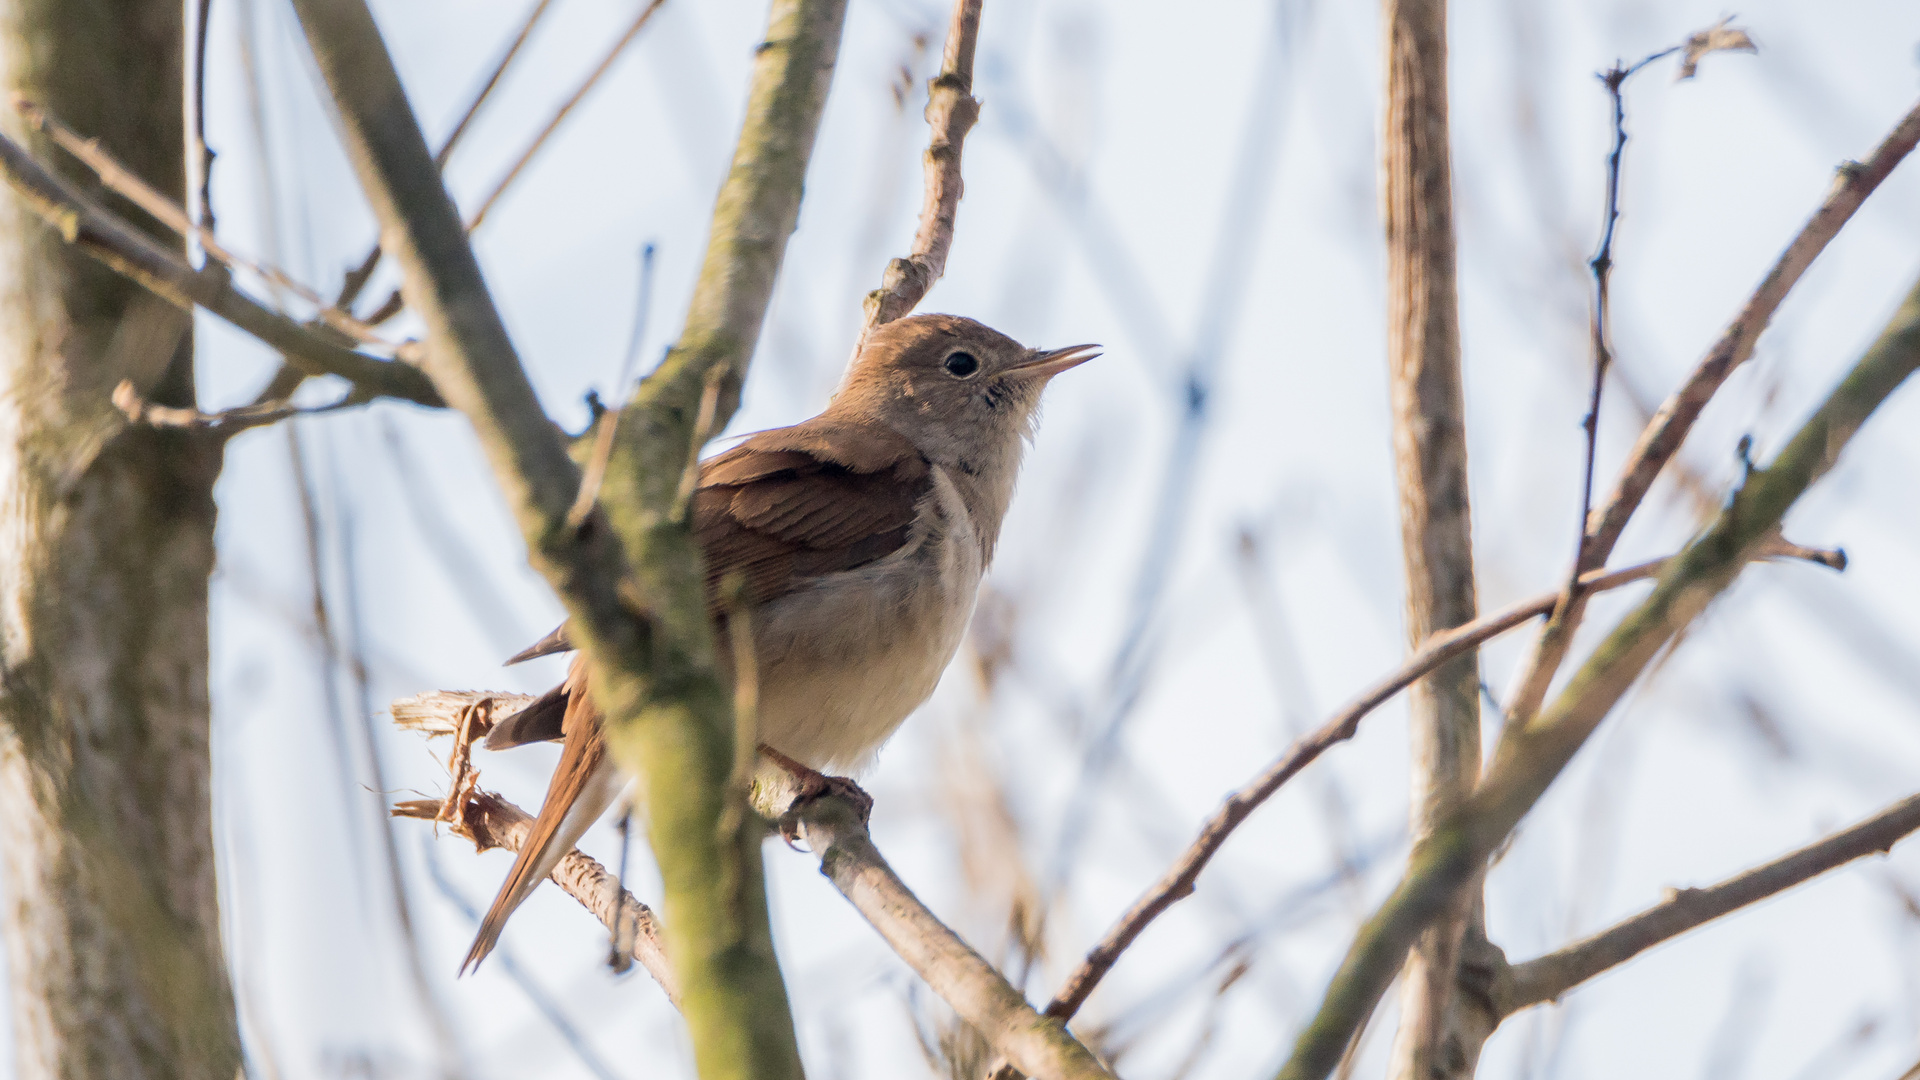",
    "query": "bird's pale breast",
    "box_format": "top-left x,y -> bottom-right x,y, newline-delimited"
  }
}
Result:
749,464 -> 984,772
